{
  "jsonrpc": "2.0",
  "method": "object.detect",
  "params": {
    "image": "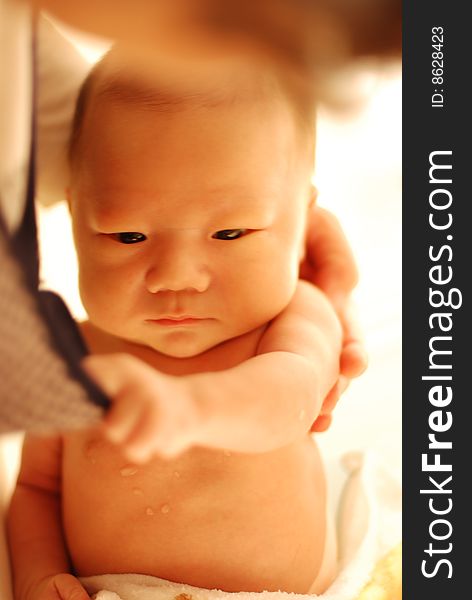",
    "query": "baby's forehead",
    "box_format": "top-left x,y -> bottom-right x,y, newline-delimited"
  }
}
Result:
94,61 -> 287,106
85,174 -> 288,211
90,75 -> 298,138
71,61 -> 315,208
85,55 -> 312,140
71,50 -> 316,174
